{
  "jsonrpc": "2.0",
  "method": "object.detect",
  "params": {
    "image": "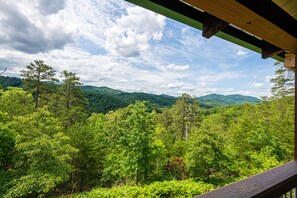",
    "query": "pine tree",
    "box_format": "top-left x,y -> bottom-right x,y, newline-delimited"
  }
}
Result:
20,60 -> 57,108
270,61 -> 294,98
171,93 -> 200,140
59,70 -> 88,127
